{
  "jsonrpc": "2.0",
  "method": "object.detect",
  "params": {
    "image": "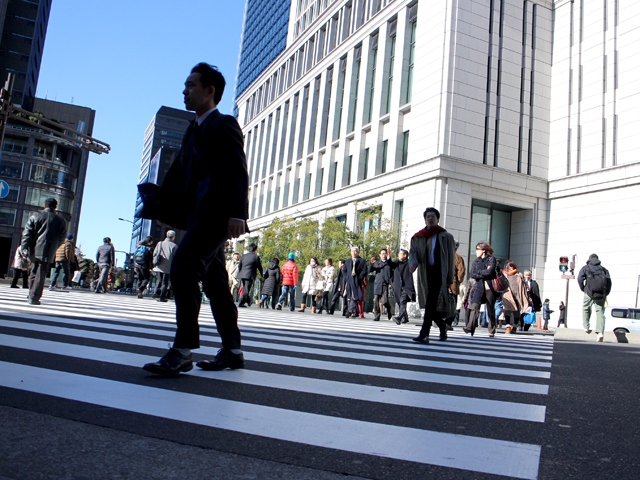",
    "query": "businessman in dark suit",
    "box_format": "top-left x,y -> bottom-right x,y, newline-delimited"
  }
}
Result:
143,63 -> 249,376
344,246 -> 368,318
